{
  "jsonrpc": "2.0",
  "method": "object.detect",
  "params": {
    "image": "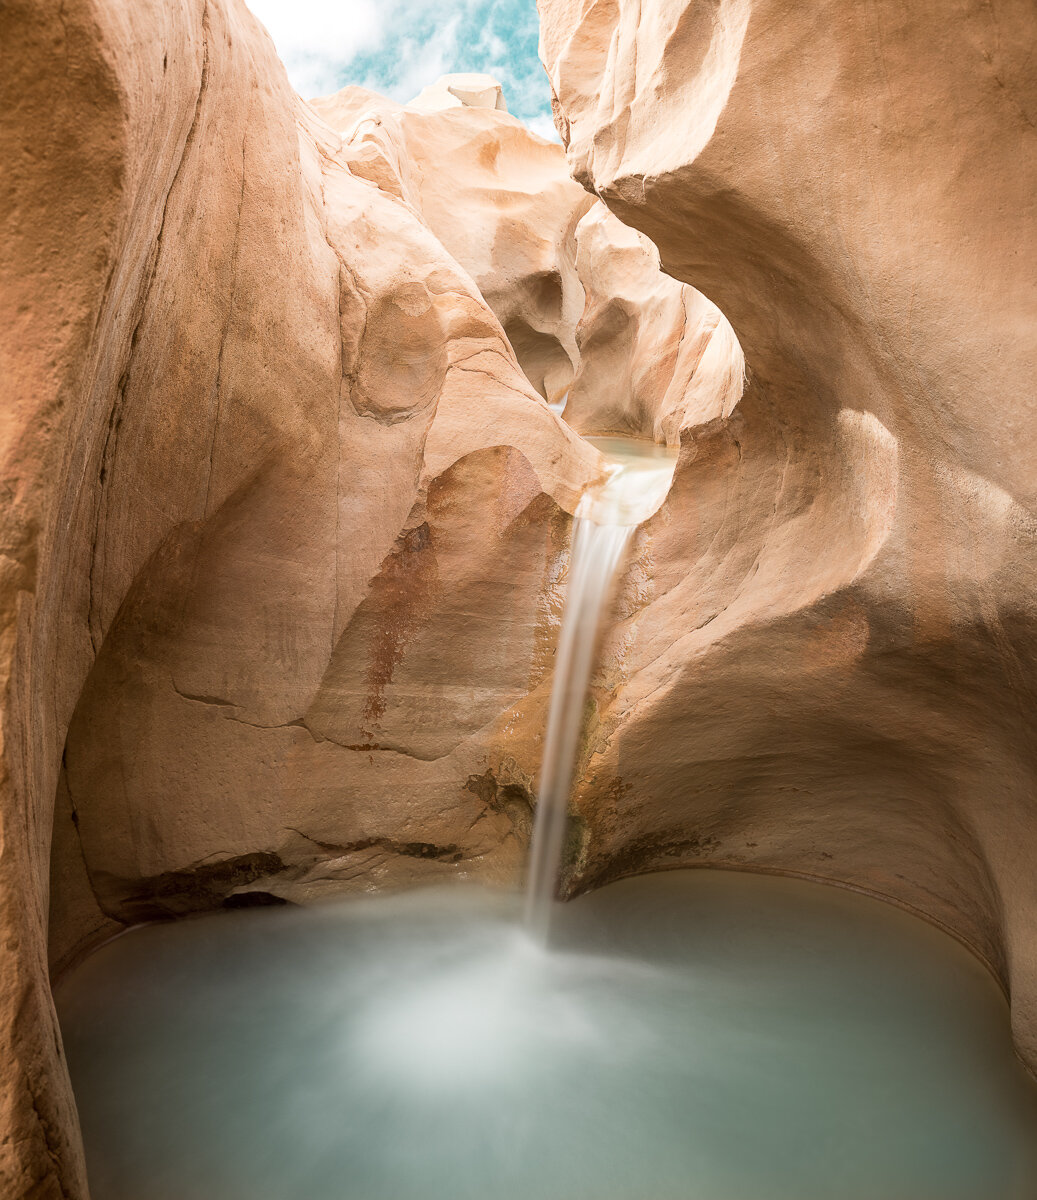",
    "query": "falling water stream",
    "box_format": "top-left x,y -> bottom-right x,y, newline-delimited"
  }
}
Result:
52,434 -> 1037,1199
524,436 -> 677,939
